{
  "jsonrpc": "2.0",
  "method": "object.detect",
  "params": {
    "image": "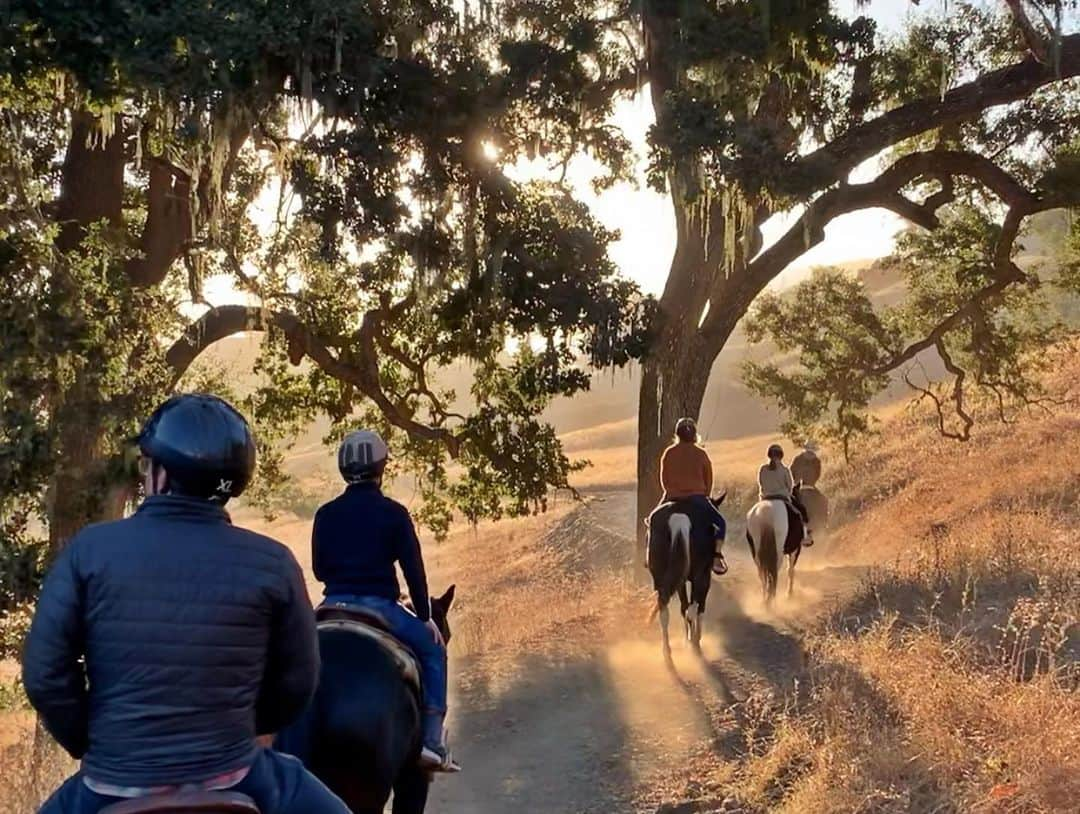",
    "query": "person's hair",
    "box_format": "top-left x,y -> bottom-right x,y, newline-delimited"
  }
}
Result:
675,418 -> 697,443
